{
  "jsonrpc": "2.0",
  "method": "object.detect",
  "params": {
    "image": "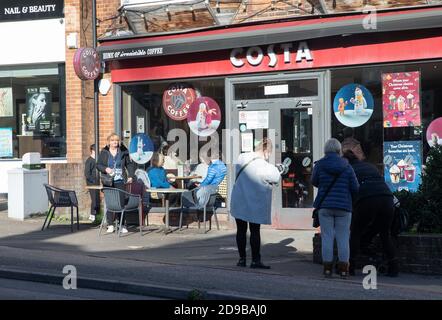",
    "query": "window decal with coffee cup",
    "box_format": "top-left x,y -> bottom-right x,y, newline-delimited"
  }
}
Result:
383,141 -> 422,192
382,72 -> 421,128
333,84 -> 374,128
426,117 -> 442,147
